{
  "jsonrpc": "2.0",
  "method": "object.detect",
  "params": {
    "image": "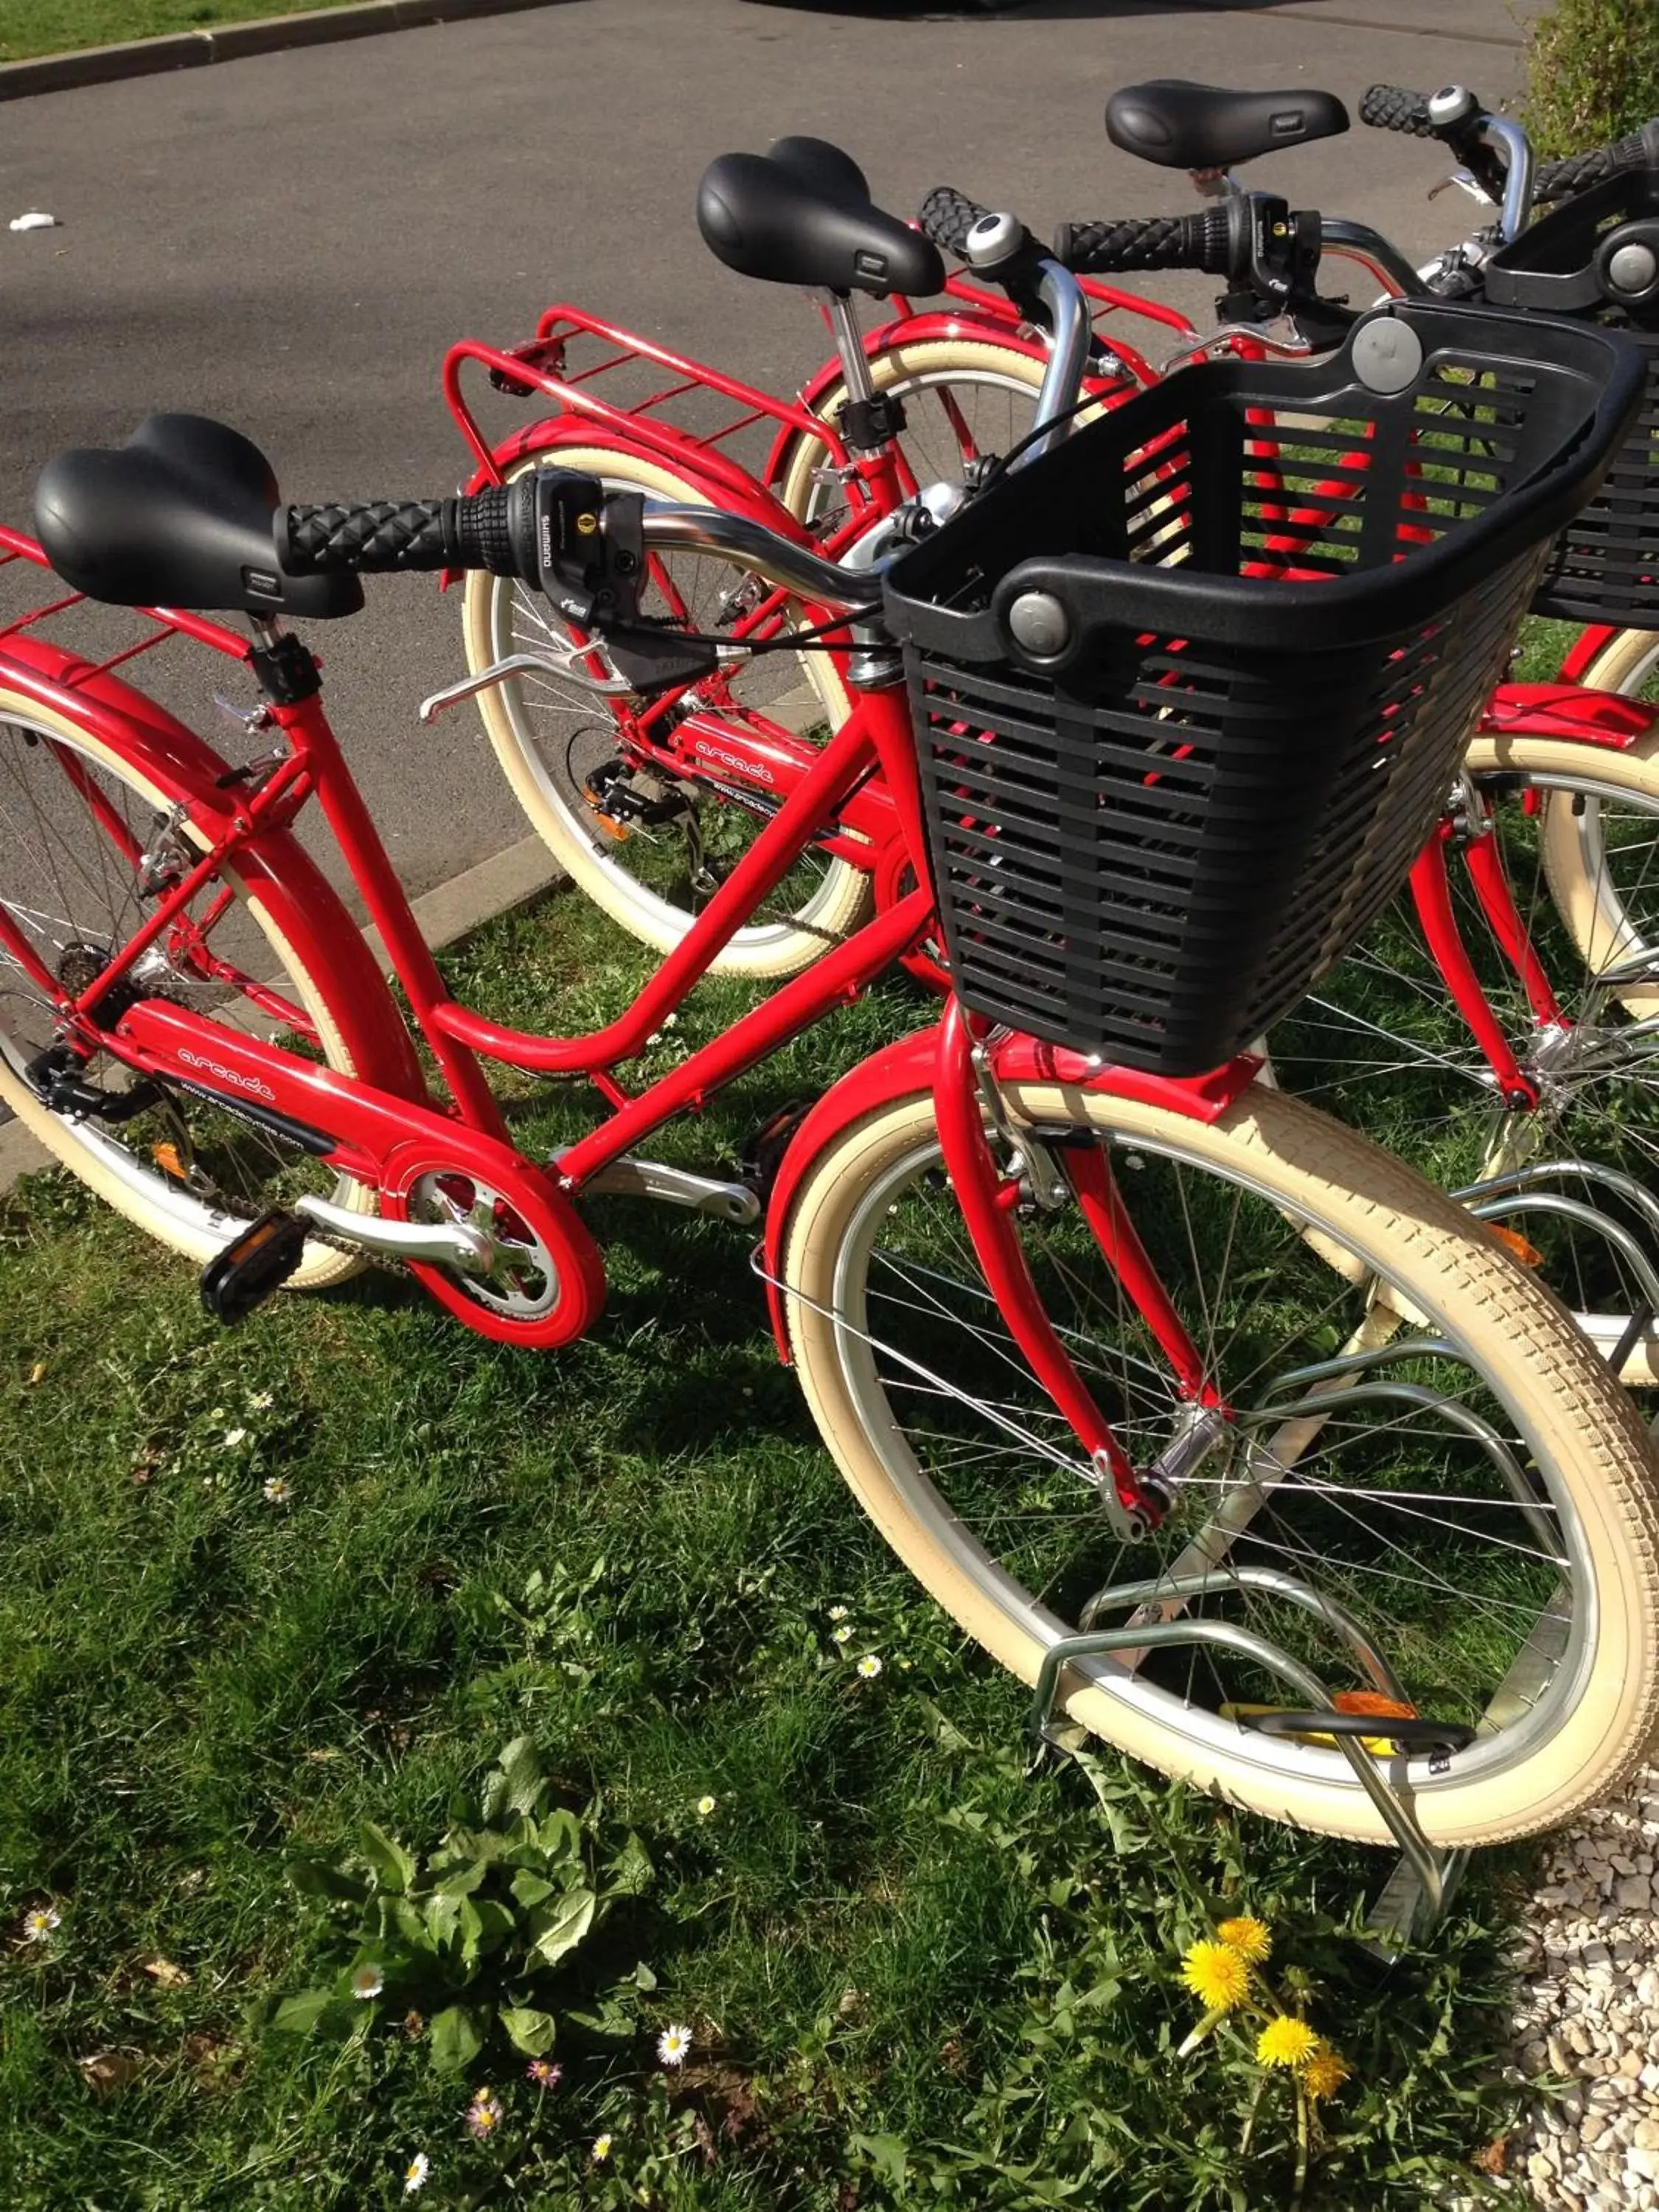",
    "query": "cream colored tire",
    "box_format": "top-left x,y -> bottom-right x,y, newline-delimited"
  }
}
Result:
781,1076 -> 1659,1845
462,445 -> 869,980
0,690 -> 371,1289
